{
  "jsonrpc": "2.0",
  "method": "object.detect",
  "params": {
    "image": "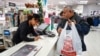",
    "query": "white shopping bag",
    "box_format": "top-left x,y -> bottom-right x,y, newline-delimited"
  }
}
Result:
56,22 -> 82,55
71,22 -> 82,55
